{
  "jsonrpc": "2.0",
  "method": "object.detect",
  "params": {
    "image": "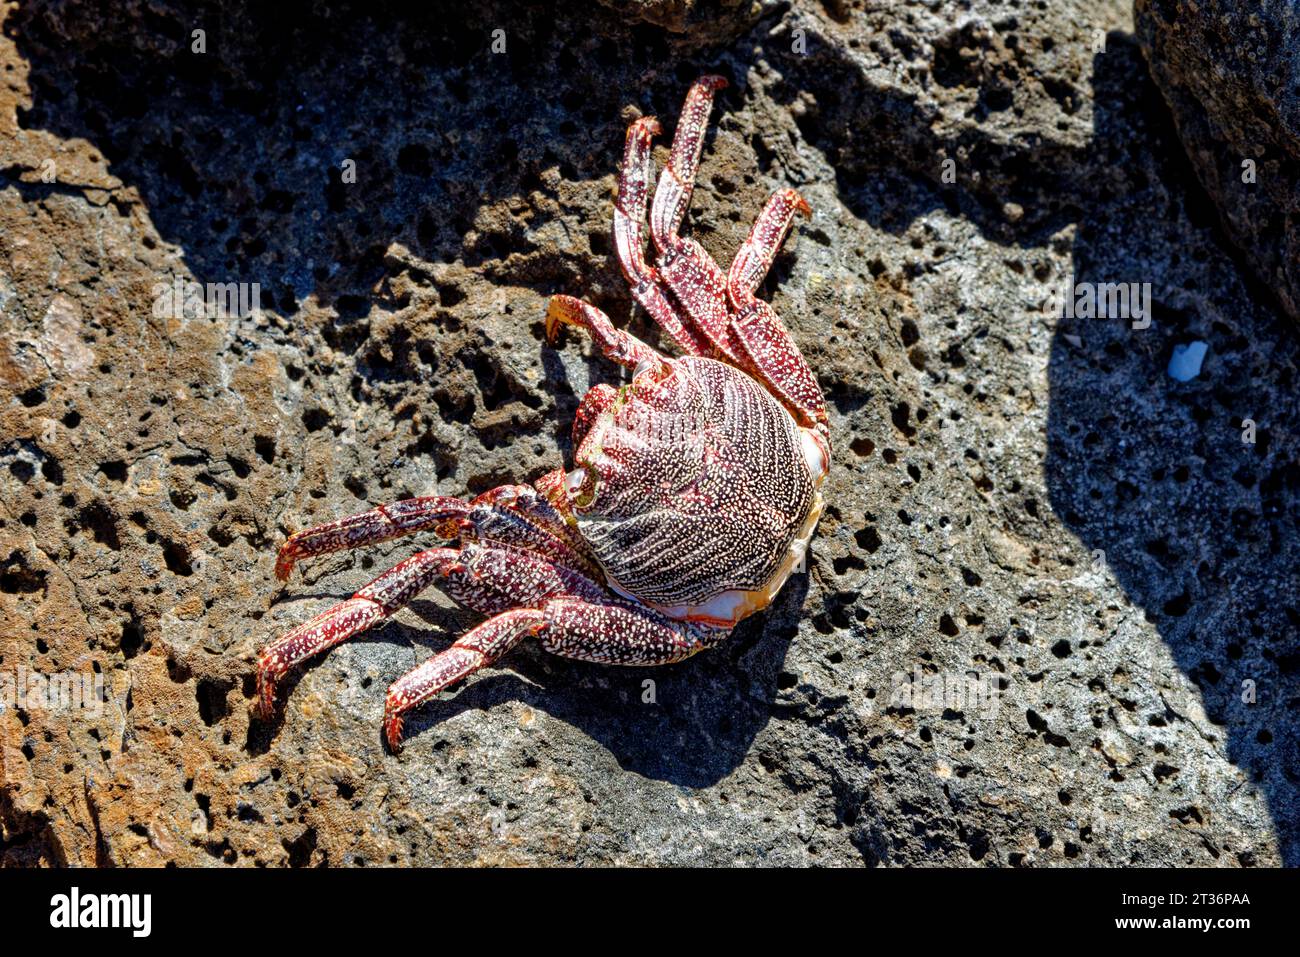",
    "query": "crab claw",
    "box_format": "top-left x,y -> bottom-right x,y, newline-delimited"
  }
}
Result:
546,295 -> 666,372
